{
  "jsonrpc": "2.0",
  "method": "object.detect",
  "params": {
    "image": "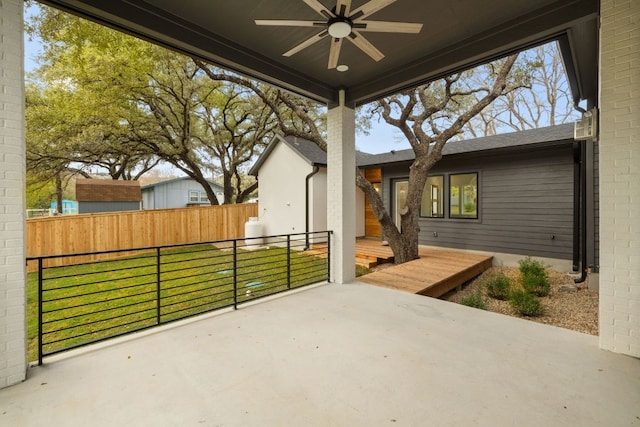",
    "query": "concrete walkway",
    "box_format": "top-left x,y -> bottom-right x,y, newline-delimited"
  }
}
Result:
1,283 -> 638,426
